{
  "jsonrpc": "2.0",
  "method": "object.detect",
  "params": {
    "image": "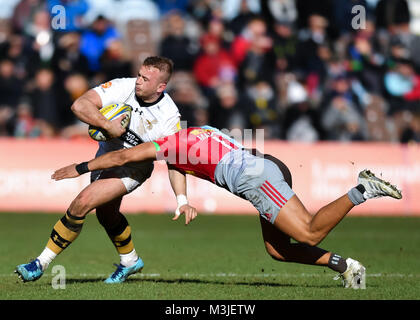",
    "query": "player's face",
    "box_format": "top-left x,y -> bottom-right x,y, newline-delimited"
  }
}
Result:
135,65 -> 166,101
